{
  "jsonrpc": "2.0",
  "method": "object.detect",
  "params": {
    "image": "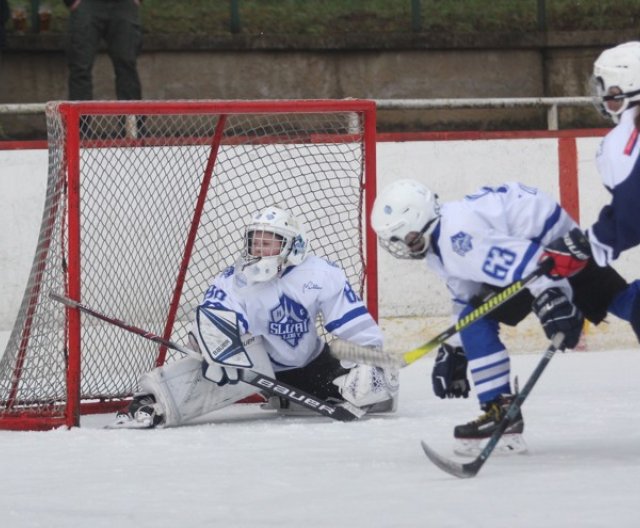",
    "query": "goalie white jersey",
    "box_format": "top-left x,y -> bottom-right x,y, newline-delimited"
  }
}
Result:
425,182 -> 577,304
200,255 -> 382,371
